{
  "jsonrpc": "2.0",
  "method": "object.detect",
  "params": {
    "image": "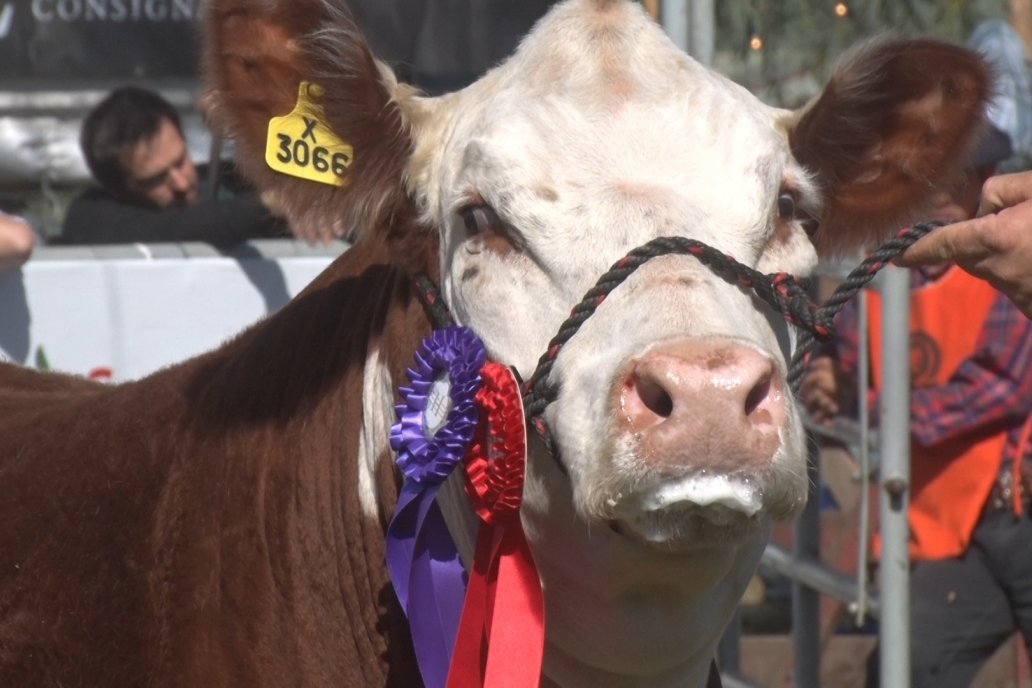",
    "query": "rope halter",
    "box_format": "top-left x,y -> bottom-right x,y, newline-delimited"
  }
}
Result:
416,220 -> 945,466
